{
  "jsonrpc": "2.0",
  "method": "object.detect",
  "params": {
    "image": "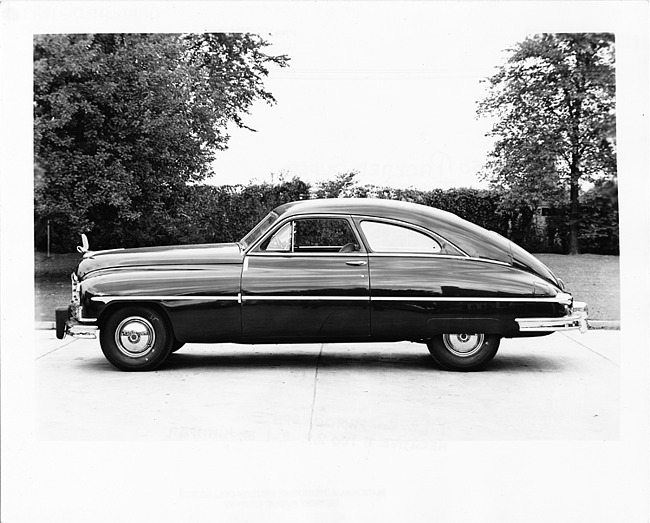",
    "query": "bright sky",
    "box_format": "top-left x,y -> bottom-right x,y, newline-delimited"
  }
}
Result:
210,25 -> 529,190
